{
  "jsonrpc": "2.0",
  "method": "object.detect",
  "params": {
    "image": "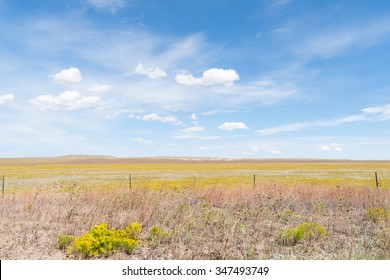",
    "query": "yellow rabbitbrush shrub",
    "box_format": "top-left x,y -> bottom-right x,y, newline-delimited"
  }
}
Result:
279,222 -> 326,246
60,222 -> 141,258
